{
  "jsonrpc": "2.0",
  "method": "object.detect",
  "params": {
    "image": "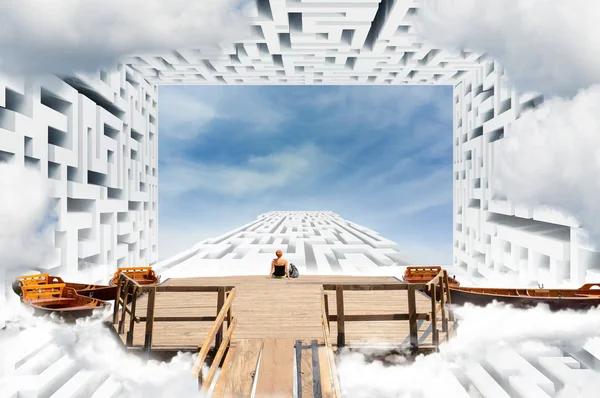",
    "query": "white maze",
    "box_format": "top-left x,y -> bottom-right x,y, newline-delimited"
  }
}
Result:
1,0 -> 600,395
1,0 -> 597,317
158,211 -> 410,278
